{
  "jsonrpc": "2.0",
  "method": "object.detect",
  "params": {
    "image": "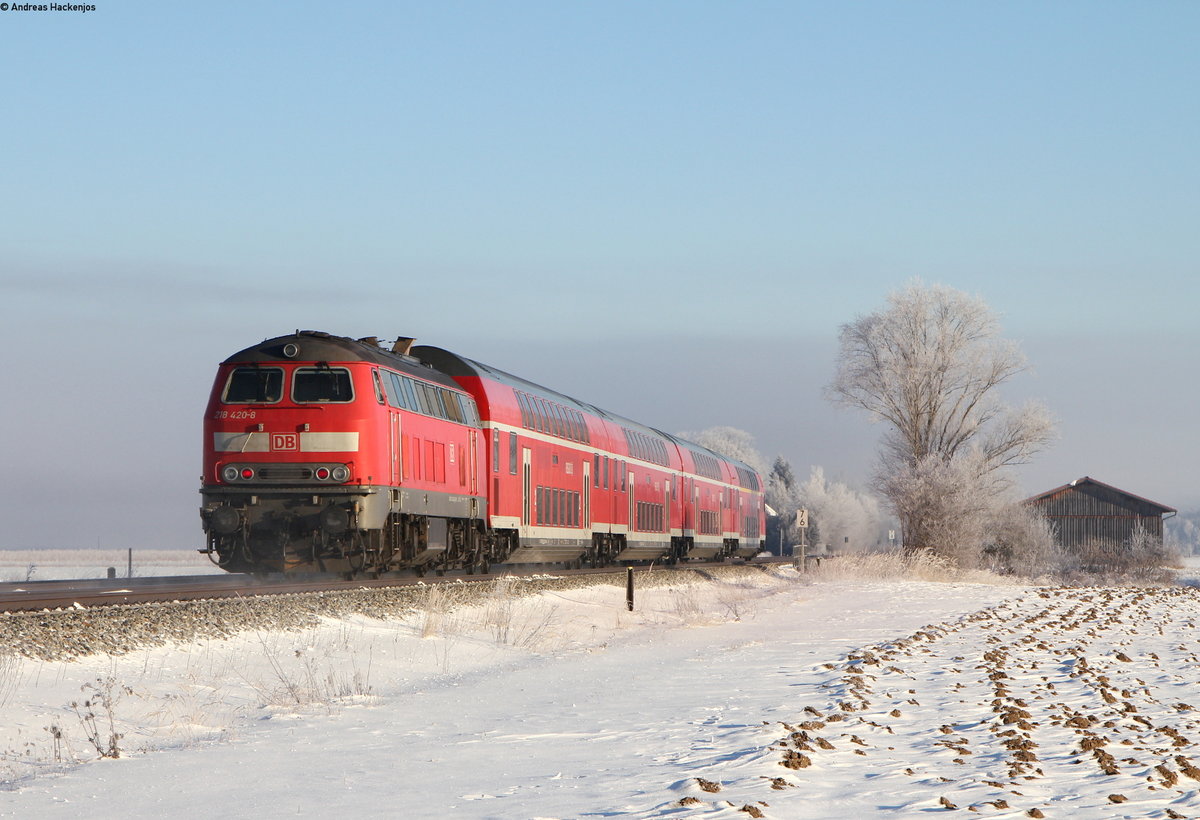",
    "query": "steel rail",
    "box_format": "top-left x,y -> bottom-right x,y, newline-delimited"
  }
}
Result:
0,558 -> 790,614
